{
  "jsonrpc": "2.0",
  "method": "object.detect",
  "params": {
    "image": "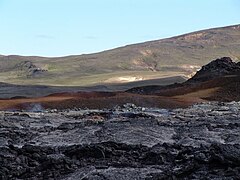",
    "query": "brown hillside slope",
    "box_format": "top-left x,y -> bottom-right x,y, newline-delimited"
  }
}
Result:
0,24 -> 240,86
